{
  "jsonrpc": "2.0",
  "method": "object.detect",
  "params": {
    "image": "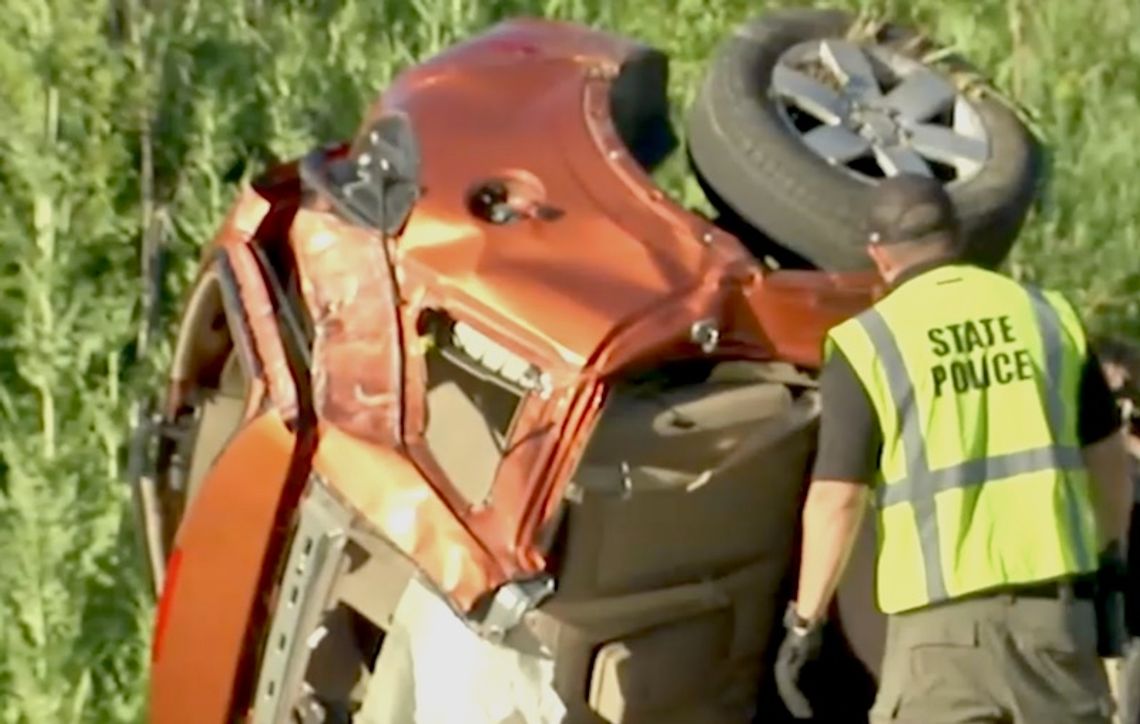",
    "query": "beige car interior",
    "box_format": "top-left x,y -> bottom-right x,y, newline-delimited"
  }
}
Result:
519,361 -> 822,723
